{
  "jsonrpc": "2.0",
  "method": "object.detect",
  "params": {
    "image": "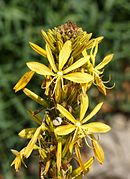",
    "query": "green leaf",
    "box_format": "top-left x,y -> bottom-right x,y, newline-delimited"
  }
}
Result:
23,88 -> 49,107
29,42 -> 47,57
82,102 -> 103,123
59,40 -> 72,70
63,72 -> 93,83
26,62 -> 55,76
80,94 -> 89,121
95,54 -> 114,70
54,124 -> 76,135
13,71 -> 35,92
57,104 -> 77,124
82,122 -> 111,134
63,57 -> 89,74
46,43 -> 57,72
